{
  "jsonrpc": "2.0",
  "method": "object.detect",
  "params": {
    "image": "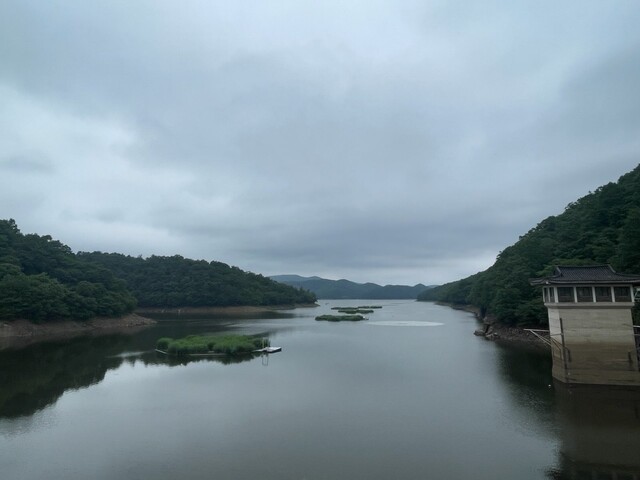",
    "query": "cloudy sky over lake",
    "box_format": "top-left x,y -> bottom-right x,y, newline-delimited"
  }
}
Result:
1,1 -> 639,285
